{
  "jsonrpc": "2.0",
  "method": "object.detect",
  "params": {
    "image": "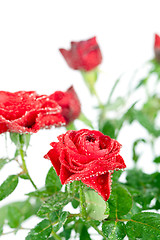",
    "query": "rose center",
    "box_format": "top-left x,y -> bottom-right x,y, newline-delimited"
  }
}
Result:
86,134 -> 96,142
